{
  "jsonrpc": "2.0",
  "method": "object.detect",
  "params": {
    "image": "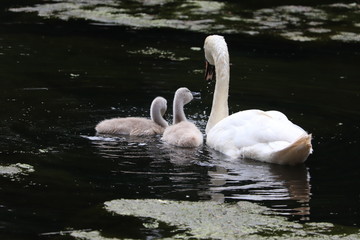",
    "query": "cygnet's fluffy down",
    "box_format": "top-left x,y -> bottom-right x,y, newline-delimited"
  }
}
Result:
162,121 -> 203,147
162,87 -> 203,148
95,96 -> 168,136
